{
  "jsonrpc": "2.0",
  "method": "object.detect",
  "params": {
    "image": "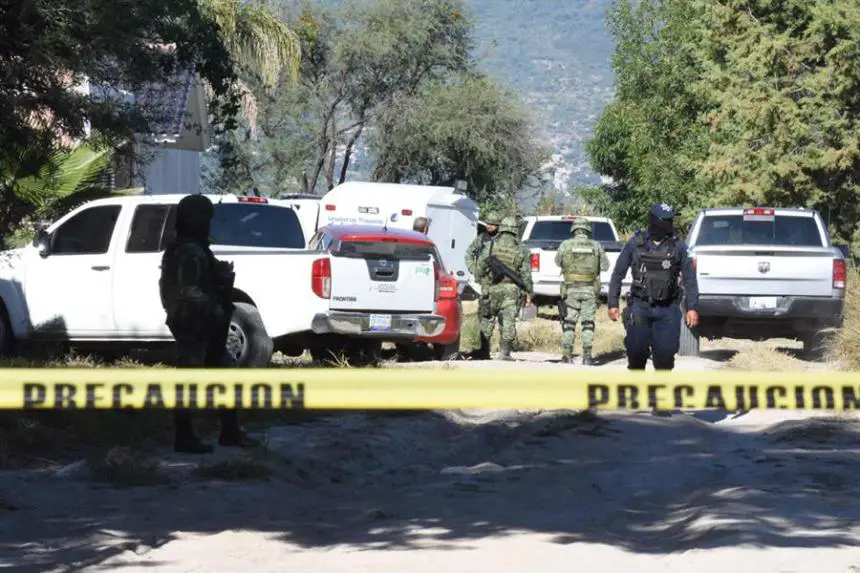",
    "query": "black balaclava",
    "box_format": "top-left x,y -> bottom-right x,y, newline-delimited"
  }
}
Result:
648,213 -> 674,242
175,195 -> 215,244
